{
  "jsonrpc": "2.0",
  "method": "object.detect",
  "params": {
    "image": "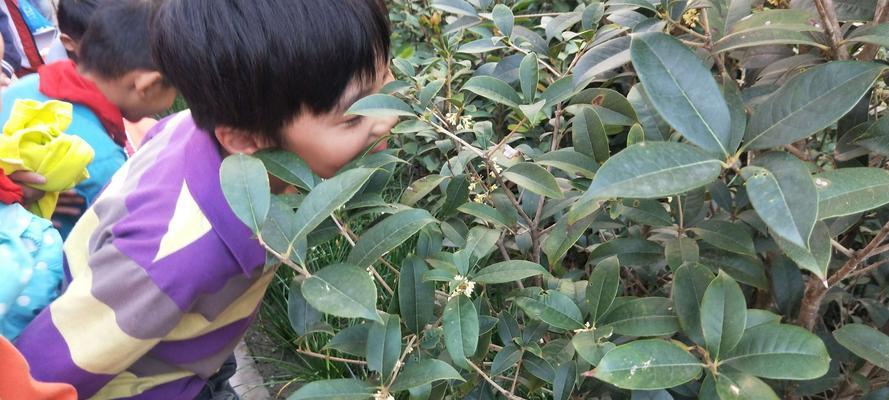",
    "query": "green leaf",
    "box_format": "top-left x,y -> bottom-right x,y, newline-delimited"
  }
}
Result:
722,324 -> 830,380
627,84 -> 670,141
745,309 -> 781,329
515,291 -> 585,330
459,227 -> 500,271
534,148 -> 598,178
419,80 -> 445,108
582,2 -> 605,30
728,9 -> 820,34
220,153 -> 270,232
665,238 -> 700,269
543,210 -> 597,265
698,247 -> 769,290
254,149 -> 318,190
287,379 -> 374,400
519,100 -> 546,120
773,221 -> 831,279
472,260 -> 547,284
545,11 -> 582,41
672,263 -> 716,346
519,53 -> 539,102
367,314 -> 402,382
593,339 -> 703,390
618,199 -> 674,227
346,94 -> 415,117
443,295 -> 479,369
491,343 -> 522,376
572,107 -> 610,163
689,220 -> 756,258
713,29 -> 826,53
302,264 -> 381,323
743,61 -> 884,150
441,175 -> 470,218
324,324 -> 370,357
572,331 -> 615,366
701,272 -> 747,359
845,23 -> 889,47
553,361 -> 577,400
503,162 -> 564,199
399,256 -> 435,335
573,36 -> 631,88
741,152 -> 816,248
462,76 -> 522,108
347,209 -> 436,268
578,142 -> 722,200
833,324 -> 889,371
815,168 -> 889,219
630,32 -> 732,155
401,174 -> 448,206
491,4 -> 514,37
586,256 -> 621,324
391,359 -> 466,392
457,37 -> 506,54
589,238 -> 663,267
722,76 -> 746,154
716,372 -> 780,400
601,297 -> 680,337
288,280 -> 325,337
291,168 -> 375,245
431,0 -> 477,17
458,202 -> 512,227
627,123 -> 645,146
